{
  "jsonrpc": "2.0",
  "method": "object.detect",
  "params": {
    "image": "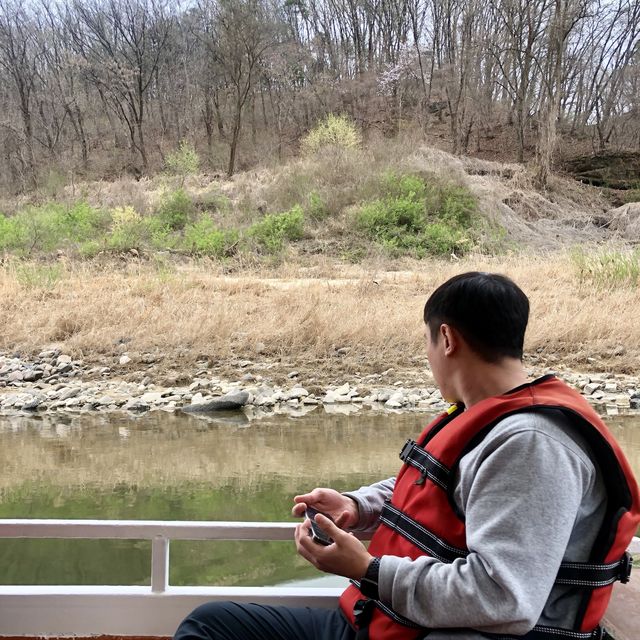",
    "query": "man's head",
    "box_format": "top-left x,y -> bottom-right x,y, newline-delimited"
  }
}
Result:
423,272 -> 529,363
